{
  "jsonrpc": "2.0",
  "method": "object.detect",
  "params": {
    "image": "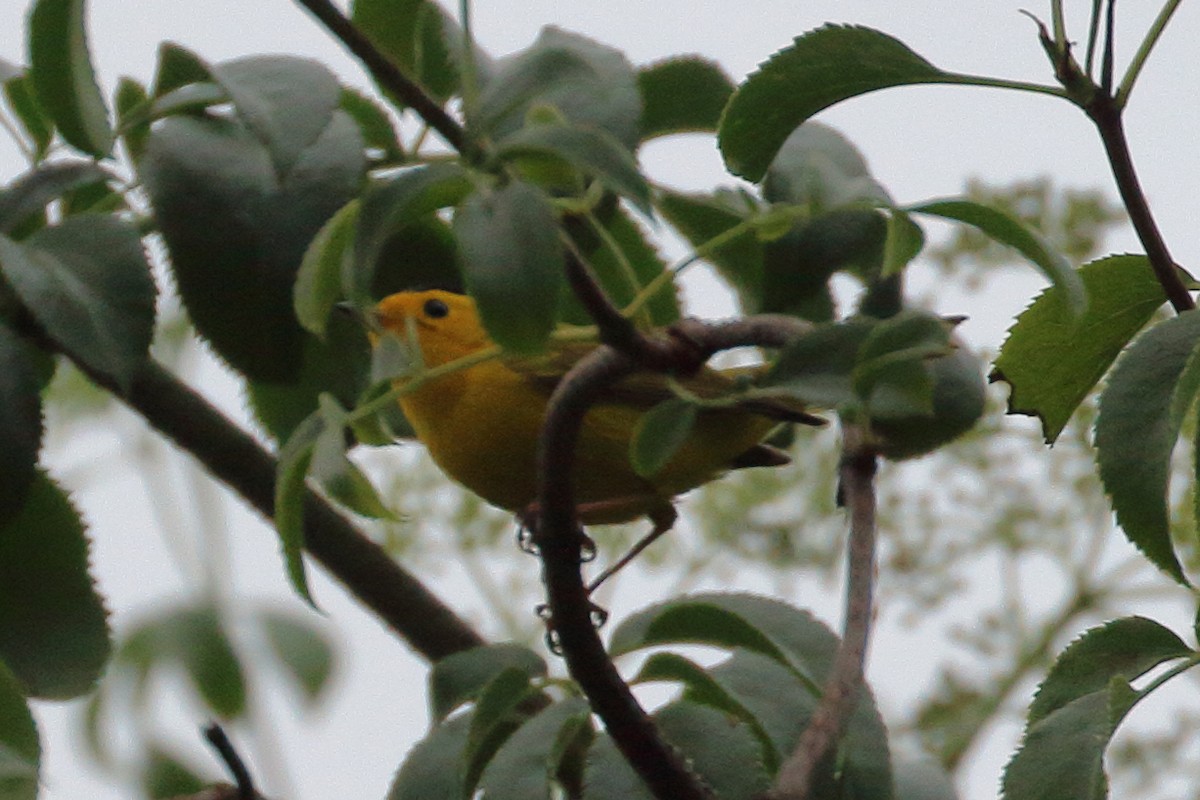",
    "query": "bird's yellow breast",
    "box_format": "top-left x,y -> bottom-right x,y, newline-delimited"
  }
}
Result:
376,289 -> 783,525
